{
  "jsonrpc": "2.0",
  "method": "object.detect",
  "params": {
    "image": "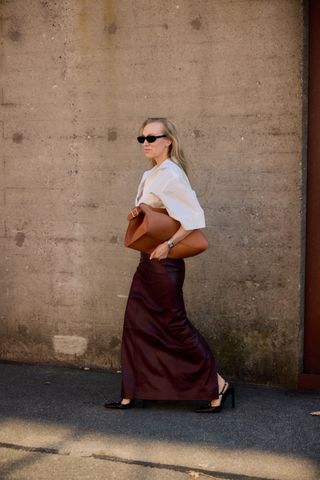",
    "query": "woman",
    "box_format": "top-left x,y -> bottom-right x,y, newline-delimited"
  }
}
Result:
105,118 -> 235,413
